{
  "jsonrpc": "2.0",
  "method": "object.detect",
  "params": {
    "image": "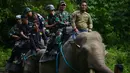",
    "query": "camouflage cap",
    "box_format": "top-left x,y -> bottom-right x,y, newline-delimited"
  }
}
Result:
60,1 -> 66,6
